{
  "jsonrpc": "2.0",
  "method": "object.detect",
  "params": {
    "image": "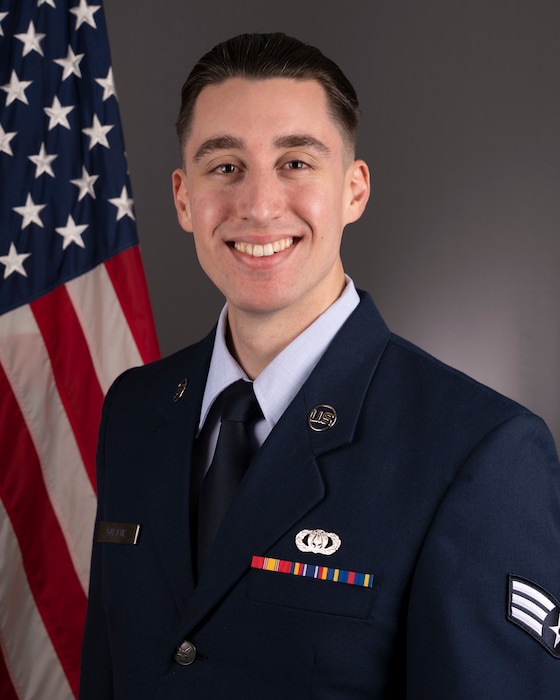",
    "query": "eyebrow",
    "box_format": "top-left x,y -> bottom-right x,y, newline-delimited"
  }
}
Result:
192,133 -> 332,163
273,134 -> 331,156
193,136 -> 244,163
